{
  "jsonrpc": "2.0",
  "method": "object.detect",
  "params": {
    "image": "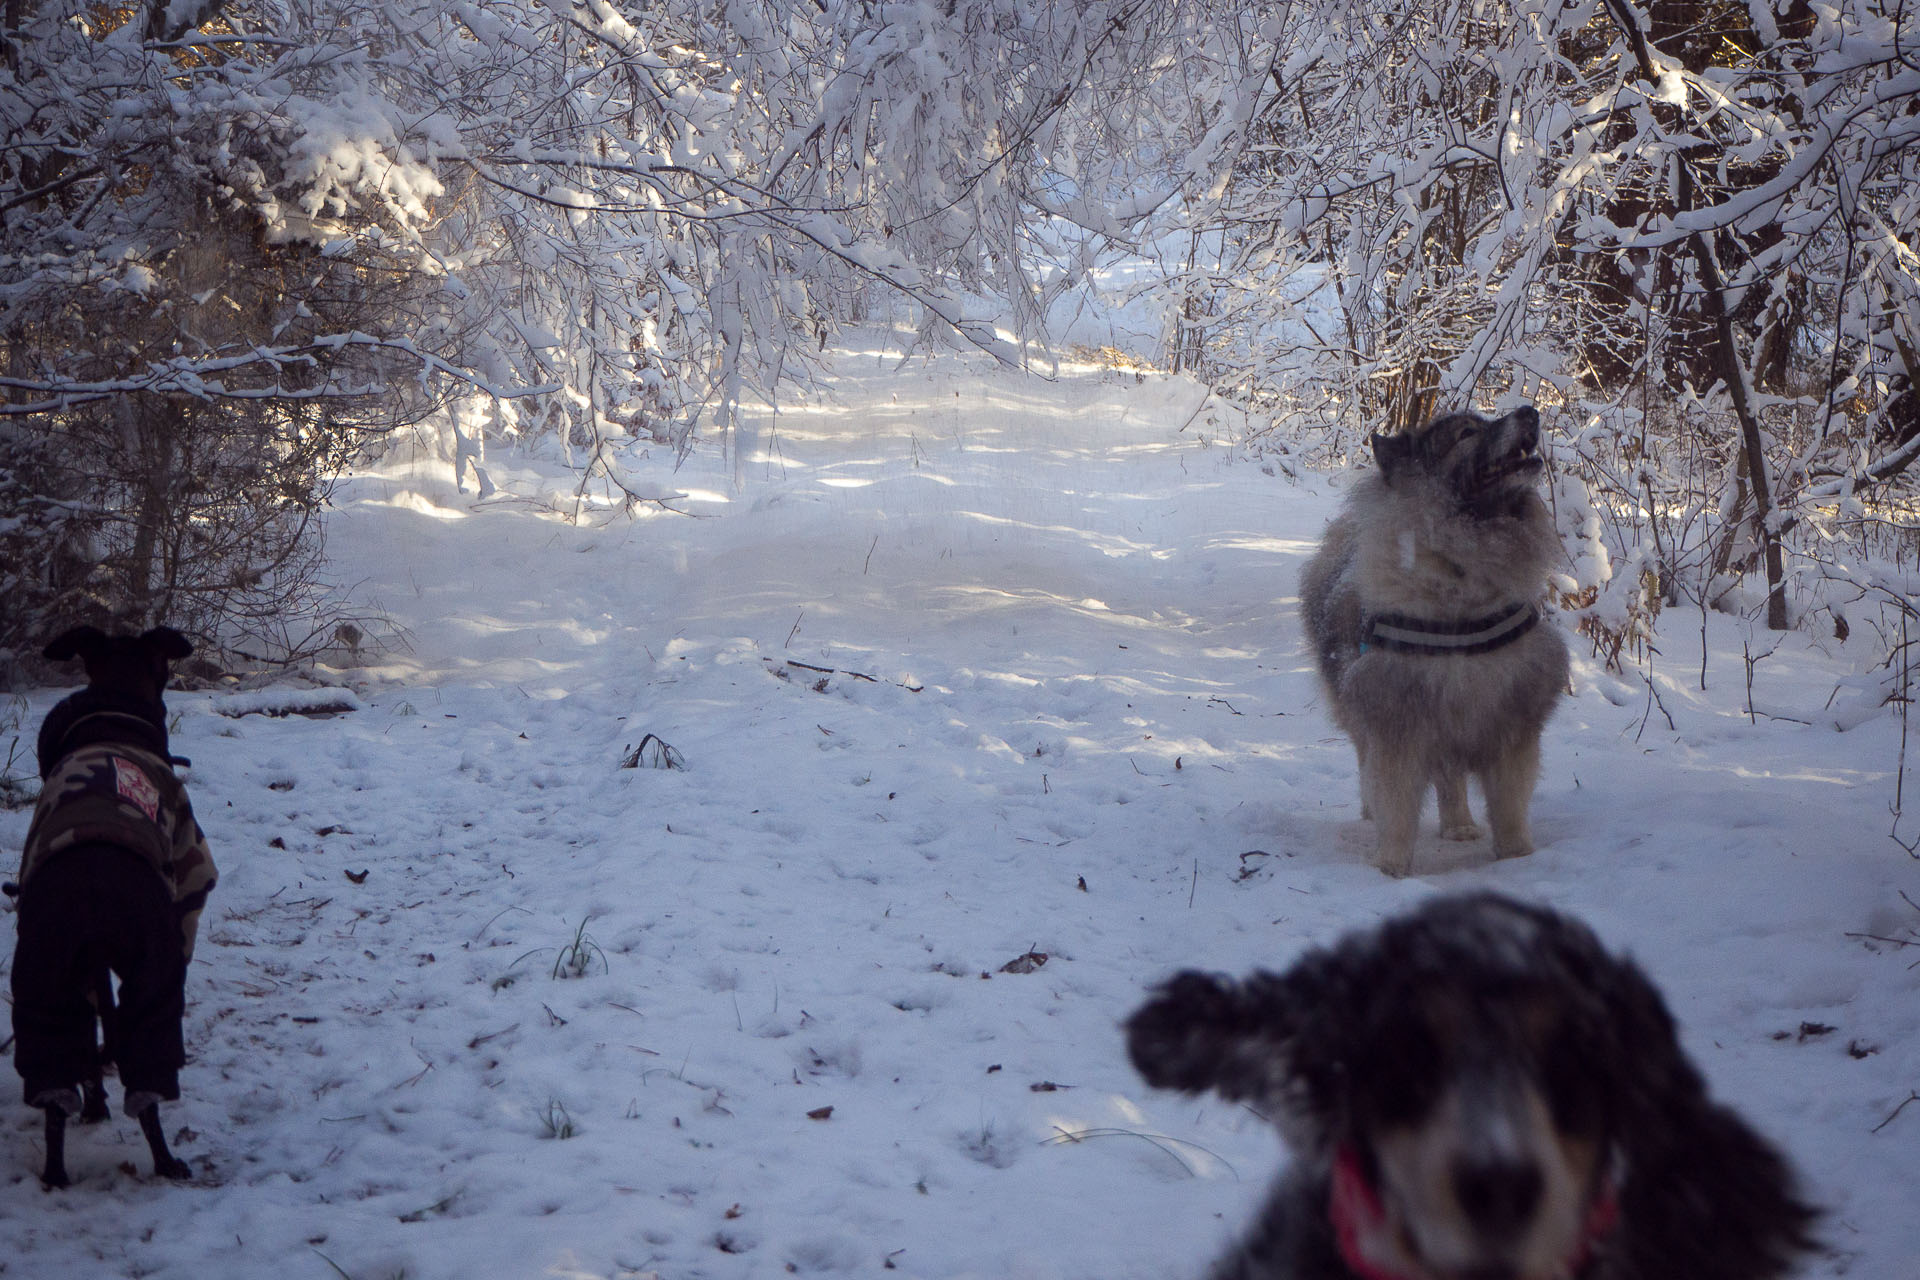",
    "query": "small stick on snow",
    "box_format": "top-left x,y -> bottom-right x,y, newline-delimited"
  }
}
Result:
1871,1091 -> 1919,1134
